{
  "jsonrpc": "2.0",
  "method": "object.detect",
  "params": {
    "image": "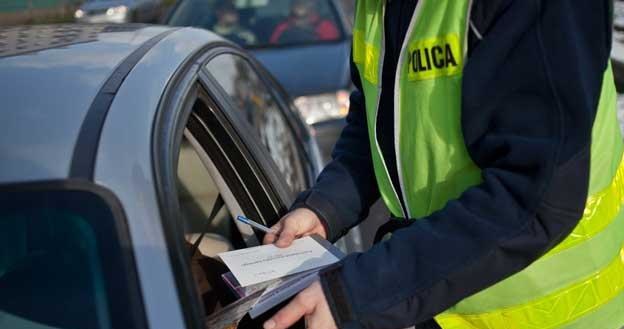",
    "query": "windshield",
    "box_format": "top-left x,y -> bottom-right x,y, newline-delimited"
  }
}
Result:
168,0 -> 345,48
